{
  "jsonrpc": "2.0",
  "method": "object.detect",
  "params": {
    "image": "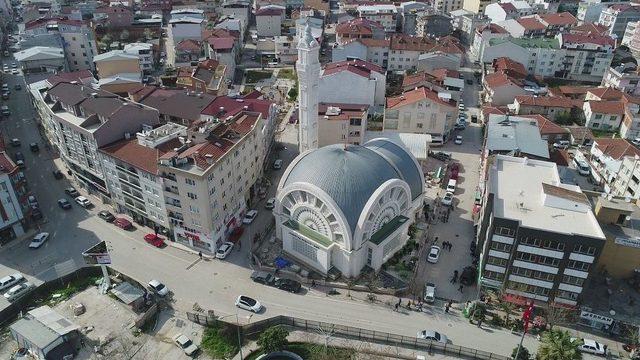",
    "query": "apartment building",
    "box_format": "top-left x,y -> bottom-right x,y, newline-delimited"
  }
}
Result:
583,100 -> 625,131
0,151 -> 27,243
384,86 -> 458,145
221,0 -> 250,33
357,4 -> 397,33
175,59 -> 227,96
256,6 -> 285,37
477,155 -> 606,306
30,81 -> 160,199
471,23 -> 509,62
586,138 -> 640,194
602,65 -> 640,96
331,38 -> 391,68
484,1 -> 536,23
599,4 -> 640,38
578,0 -> 626,23
450,10 -> 489,45
434,0 -> 463,14
123,43 -> 154,74
24,17 -> 98,71
169,9 -> 205,43
157,111 -> 266,253
99,123 -> 185,232
317,103 -> 368,147
335,17 -> 385,45
388,34 -> 463,72
513,95 -> 583,121
319,59 -> 386,108
463,0 -> 492,15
